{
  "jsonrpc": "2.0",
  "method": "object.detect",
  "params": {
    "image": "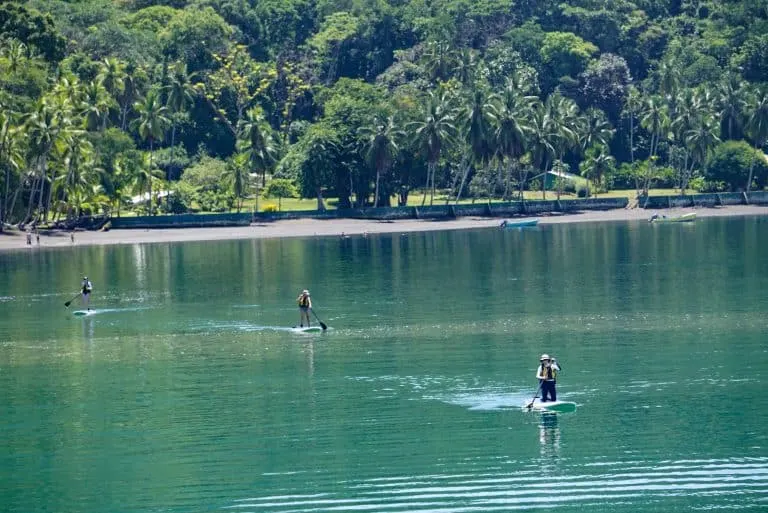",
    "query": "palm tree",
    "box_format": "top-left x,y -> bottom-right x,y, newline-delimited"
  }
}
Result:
528,101 -> 556,200
24,102 -> 63,223
457,88 -> 497,203
657,60 -> 680,99
226,153 -> 251,212
684,116 -> 720,194
493,84 -> 530,200
0,111 -> 24,230
118,62 -> 147,131
131,89 -> 170,215
623,86 -> 642,165
129,152 -> 162,215
717,74 -> 747,141
547,94 -> 580,199
166,61 -> 197,154
640,96 -> 669,196
97,58 -> 126,104
746,88 -> 768,192
409,91 -> 457,206
581,146 -> 615,190
359,116 -> 402,208
580,108 -> 615,152
238,108 -> 277,188
59,134 -> 95,220
421,40 -> 456,83
81,80 -> 113,132
1,39 -> 28,74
